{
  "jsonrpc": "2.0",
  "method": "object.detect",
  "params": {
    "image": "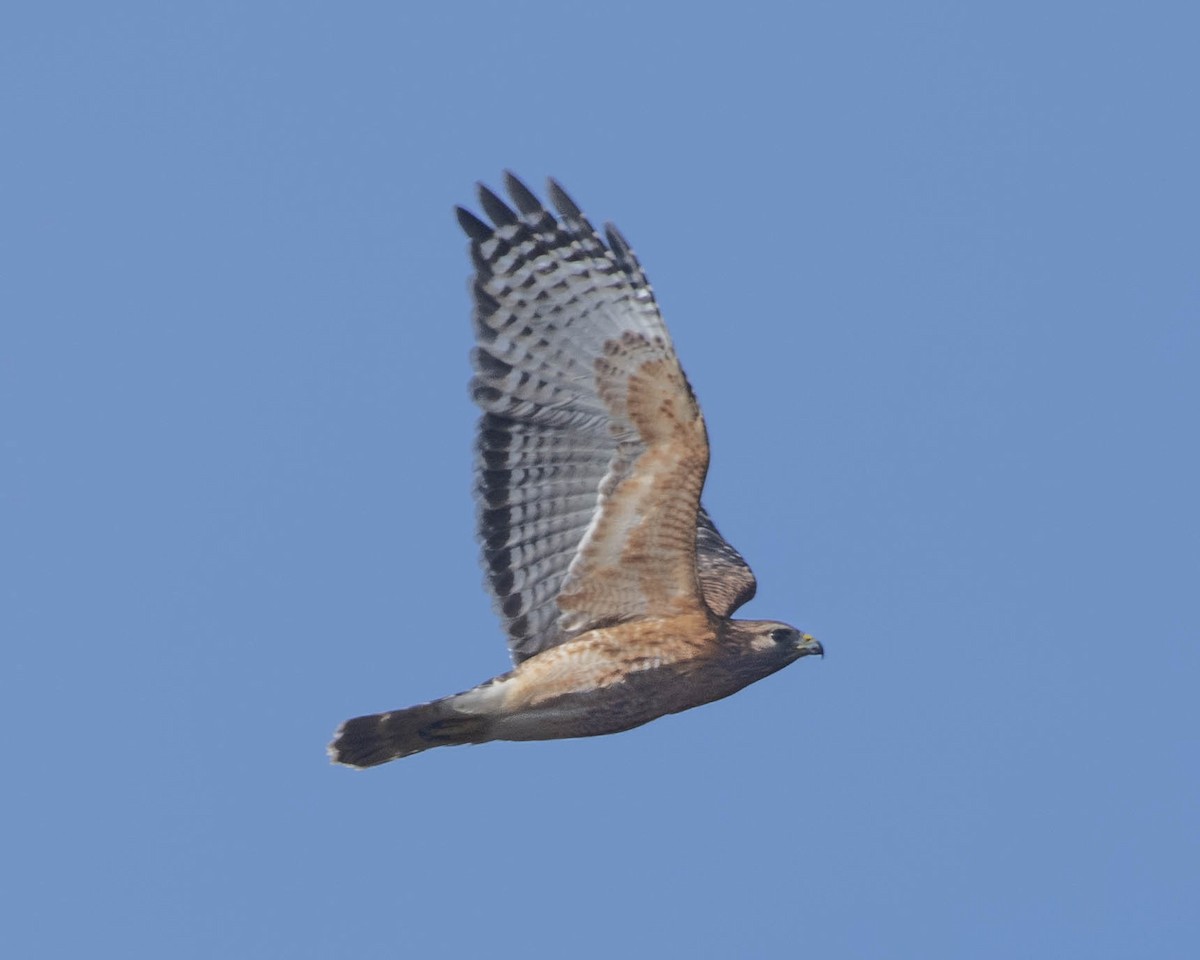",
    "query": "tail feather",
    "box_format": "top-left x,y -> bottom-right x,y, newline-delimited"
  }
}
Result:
328,699 -> 490,768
